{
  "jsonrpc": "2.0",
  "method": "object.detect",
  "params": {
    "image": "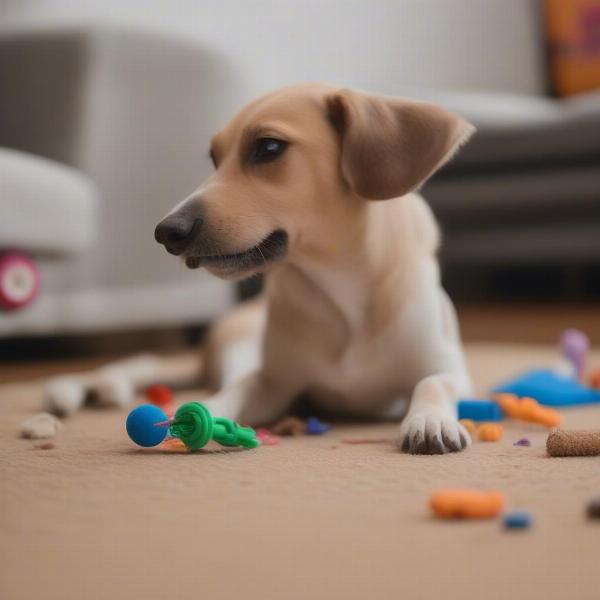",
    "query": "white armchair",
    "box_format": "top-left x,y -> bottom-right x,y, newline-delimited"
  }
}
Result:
0,23 -> 240,336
